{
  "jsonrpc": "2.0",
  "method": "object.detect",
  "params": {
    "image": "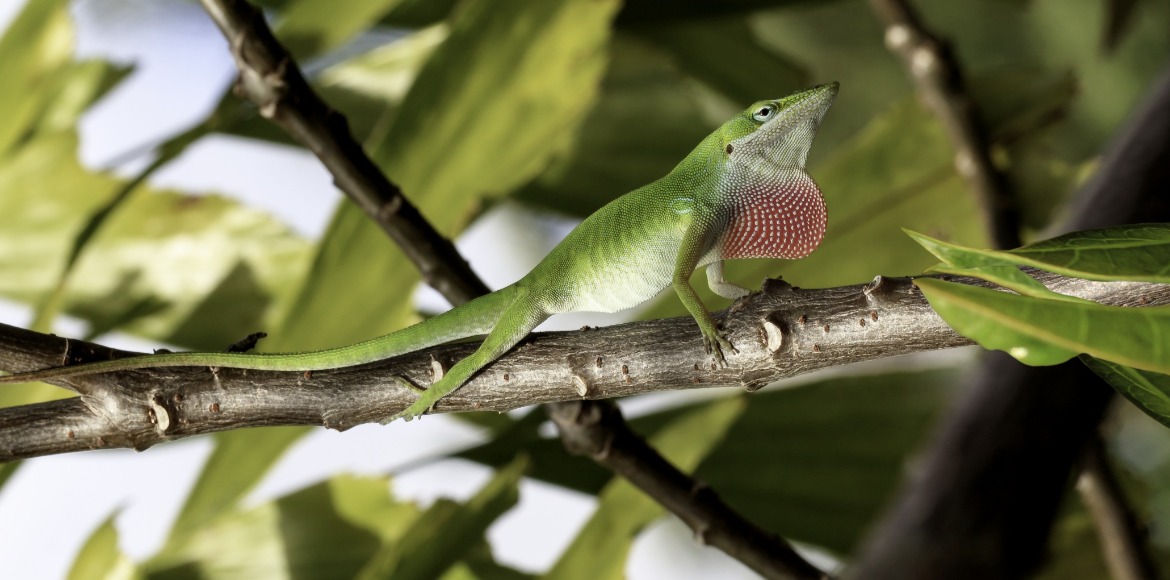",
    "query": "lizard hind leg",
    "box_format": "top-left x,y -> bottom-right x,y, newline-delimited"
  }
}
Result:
389,290 -> 548,423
